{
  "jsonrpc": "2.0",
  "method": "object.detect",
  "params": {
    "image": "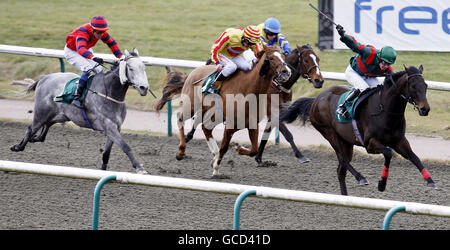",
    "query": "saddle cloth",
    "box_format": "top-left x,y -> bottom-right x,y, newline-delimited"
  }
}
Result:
200,71 -> 220,94
335,87 -> 379,123
53,75 -> 94,104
